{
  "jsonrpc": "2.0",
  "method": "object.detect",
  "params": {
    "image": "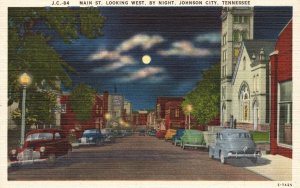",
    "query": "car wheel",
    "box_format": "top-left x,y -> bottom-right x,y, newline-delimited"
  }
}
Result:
47,154 -> 56,167
251,157 -> 258,163
220,151 -> 226,164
